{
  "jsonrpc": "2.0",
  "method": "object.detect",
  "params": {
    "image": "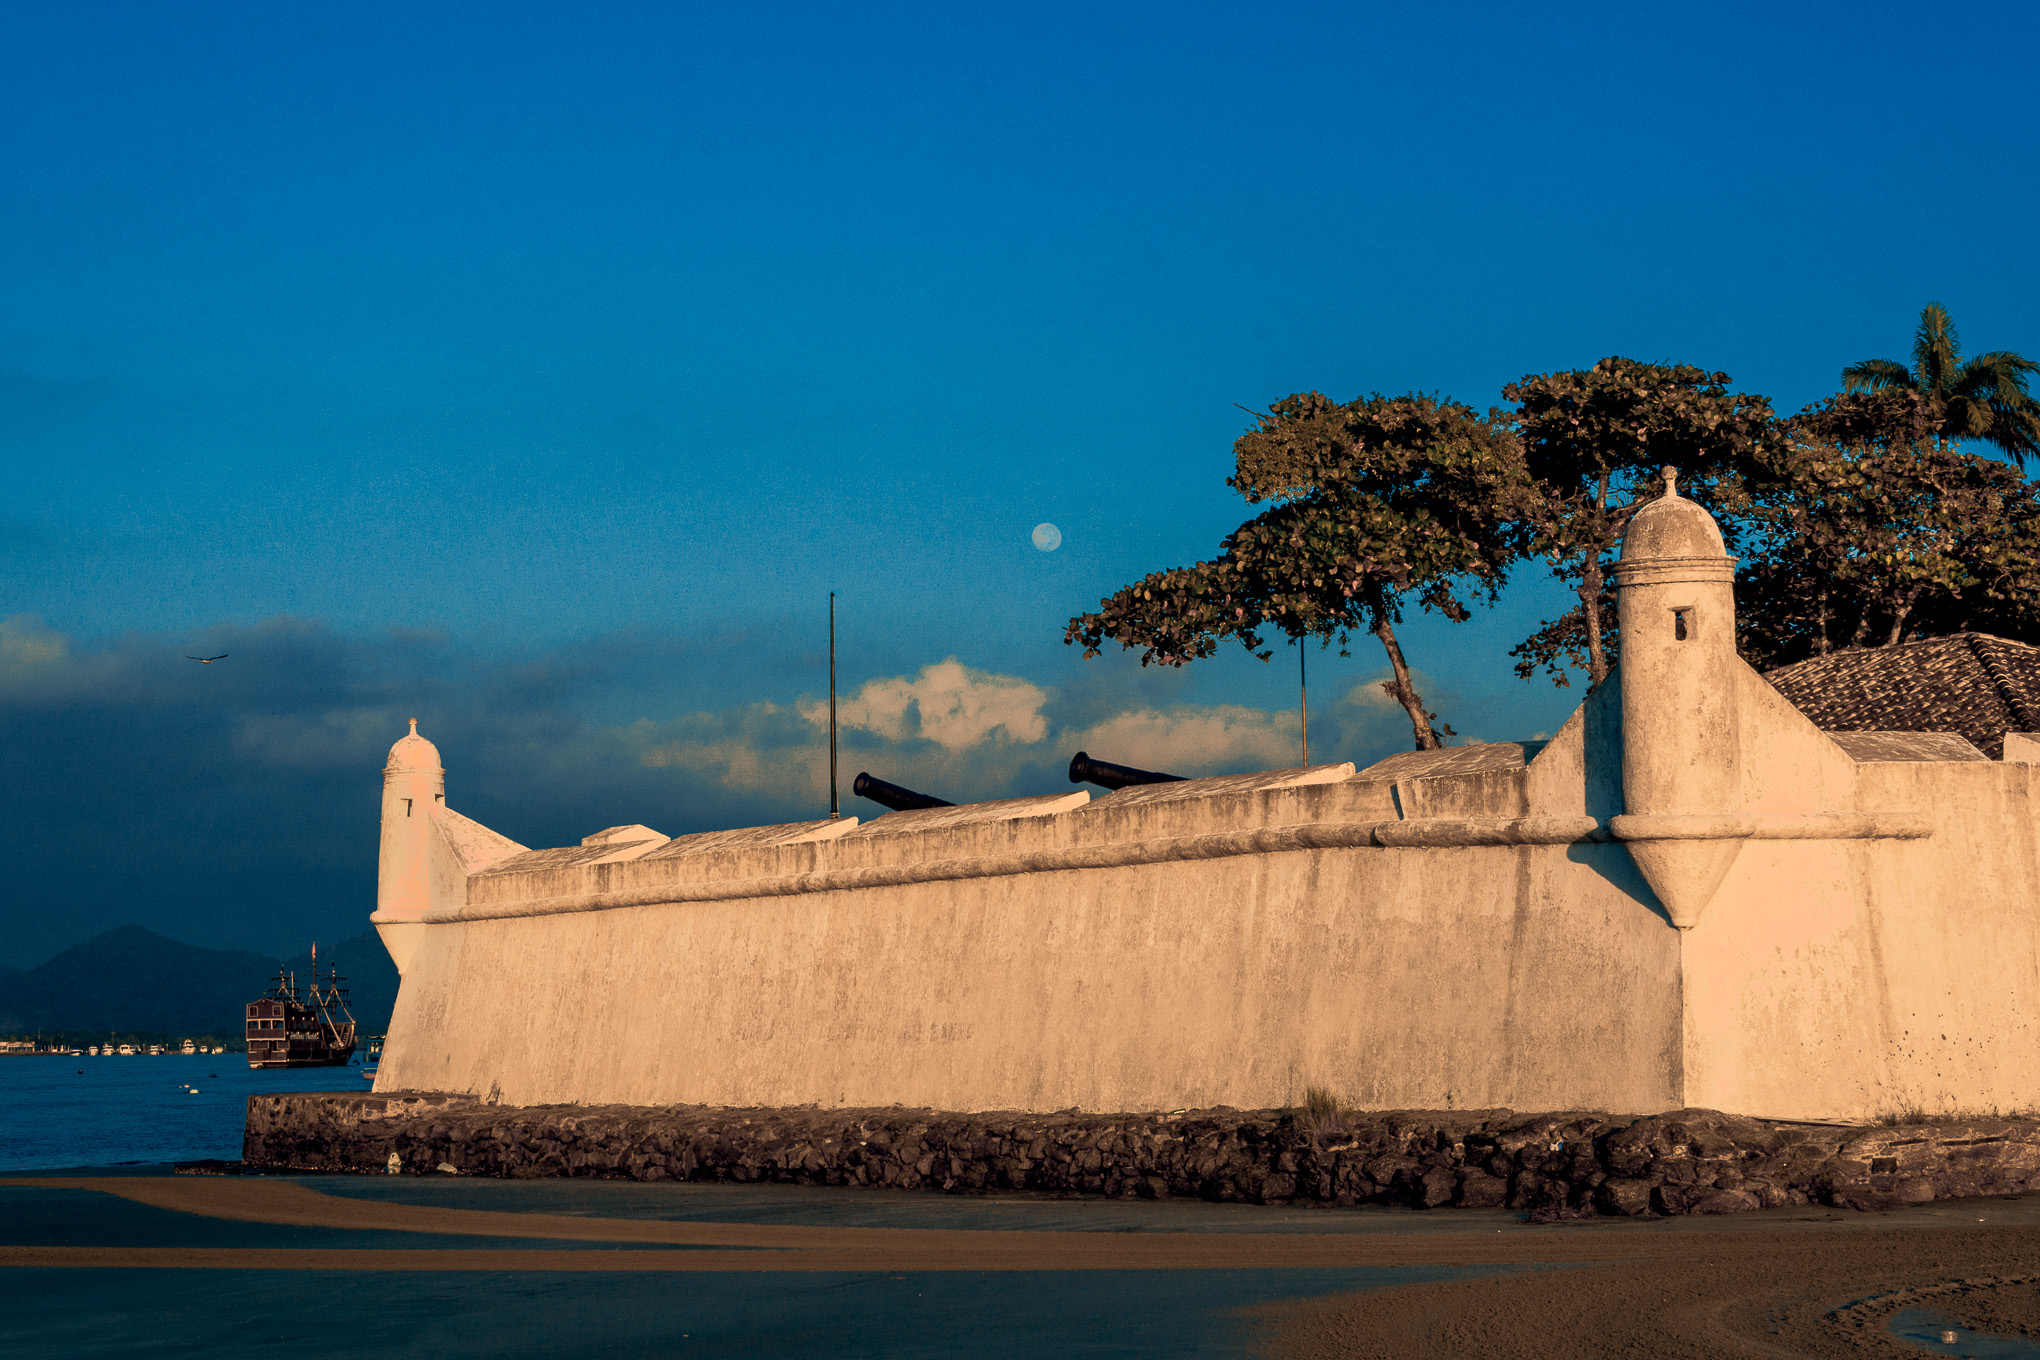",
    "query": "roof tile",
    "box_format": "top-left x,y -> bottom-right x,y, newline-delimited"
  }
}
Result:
1763,633 -> 2040,760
